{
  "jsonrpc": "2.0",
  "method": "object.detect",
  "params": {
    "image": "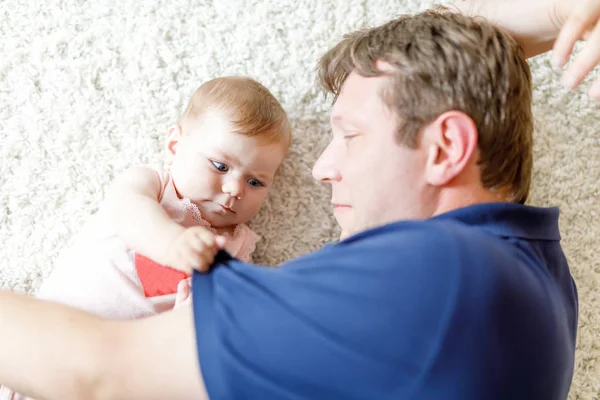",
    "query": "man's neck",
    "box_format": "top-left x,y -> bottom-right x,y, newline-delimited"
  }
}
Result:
431,186 -> 511,217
